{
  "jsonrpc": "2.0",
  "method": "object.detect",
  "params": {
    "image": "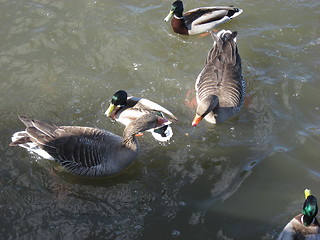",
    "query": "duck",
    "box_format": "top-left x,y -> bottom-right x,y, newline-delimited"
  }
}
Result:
105,90 -> 178,142
164,1 -> 243,35
192,29 -> 245,126
9,113 -> 170,177
277,189 -> 320,240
